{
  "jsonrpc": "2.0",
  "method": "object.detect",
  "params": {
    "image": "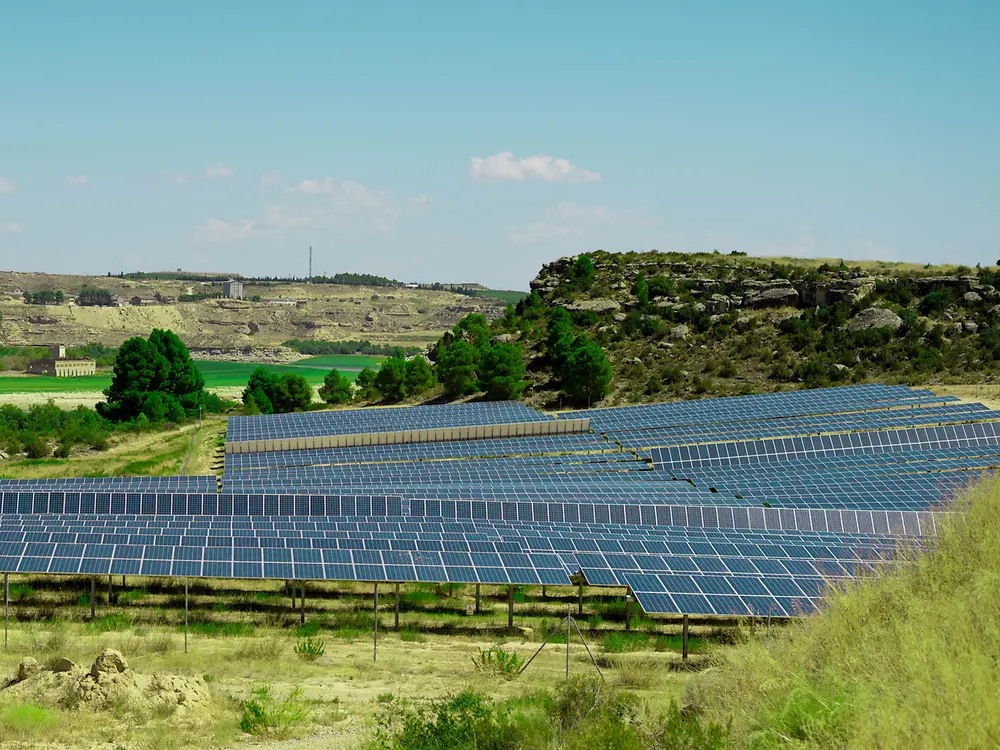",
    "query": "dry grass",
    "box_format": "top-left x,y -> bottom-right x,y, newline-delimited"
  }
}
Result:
689,478 -> 1000,748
